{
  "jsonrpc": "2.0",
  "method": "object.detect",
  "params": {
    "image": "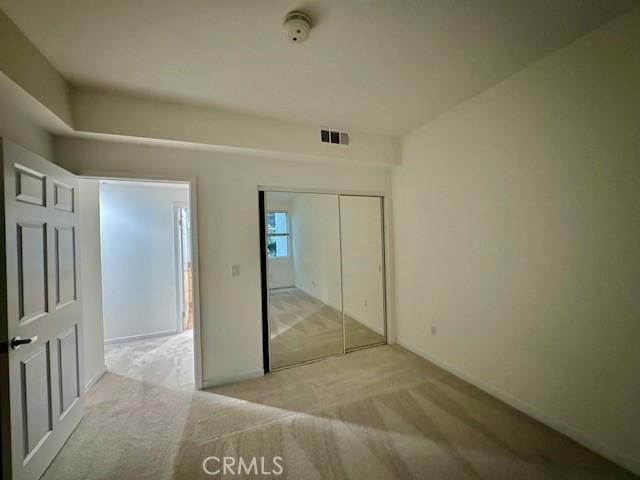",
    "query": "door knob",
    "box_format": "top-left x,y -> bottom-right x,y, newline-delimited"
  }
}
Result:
10,336 -> 38,350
